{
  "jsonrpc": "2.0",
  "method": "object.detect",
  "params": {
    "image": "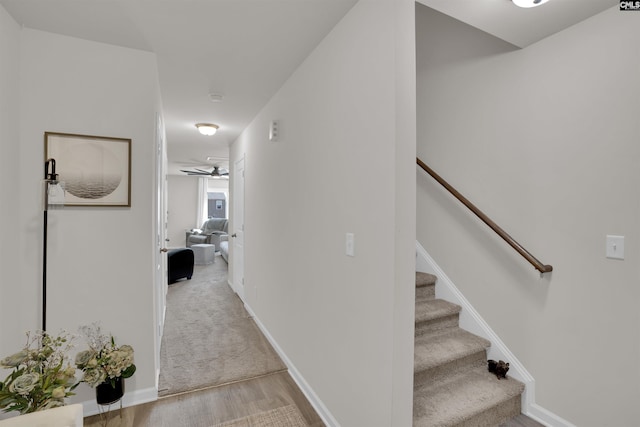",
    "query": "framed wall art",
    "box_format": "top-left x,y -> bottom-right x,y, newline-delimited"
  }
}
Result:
44,132 -> 131,207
